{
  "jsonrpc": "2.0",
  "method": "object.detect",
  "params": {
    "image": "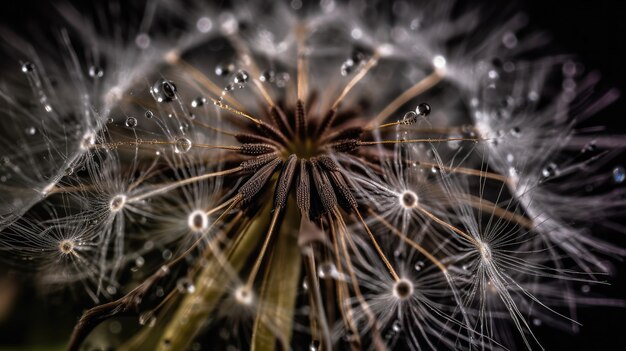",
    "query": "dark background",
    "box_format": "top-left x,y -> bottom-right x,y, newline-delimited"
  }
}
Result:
0,0 -> 625,350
